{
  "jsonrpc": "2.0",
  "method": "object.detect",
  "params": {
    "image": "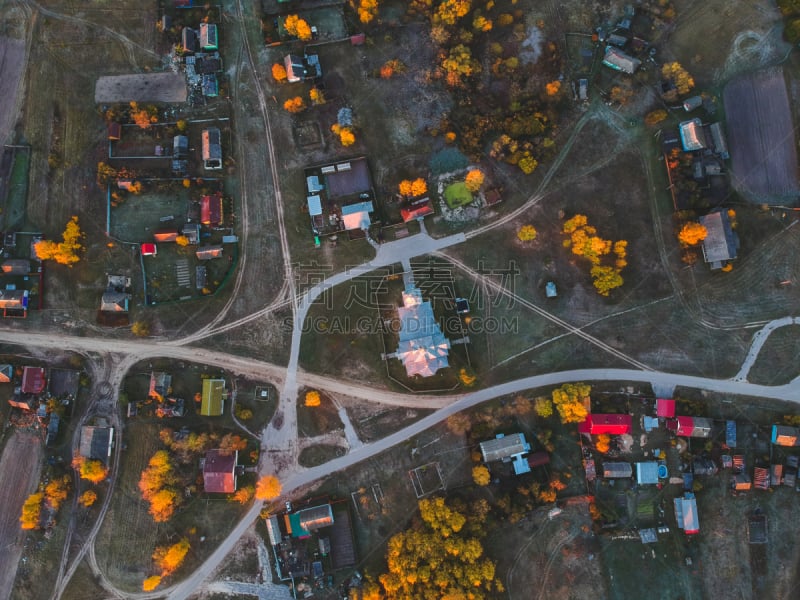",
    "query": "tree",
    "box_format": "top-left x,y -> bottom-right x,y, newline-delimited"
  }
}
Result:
465,169 -> 484,192
446,413 -> 471,435
645,110 -> 668,127
139,450 -> 180,522
34,216 -> 83,266
595,434 -> 611,454
131,321 -> 150,337
153,537 -> 190,576
441,44 -> 477,87
473,15 -> 492,31
142,576 -> 162,592
458,367 -> 476,386
175,235 -> 189,247
219,433 -> 248,456
551,382 -> 590,424
271,63 -> 287,82
545,80 -> 561,96
410,178 -> 427,197
73,456 -> 108,484
434,0 -> 472,26
678,222 -> 708,246
331,123 -> 356,147
230,485 -> 255,505
398,180 -> 413,197
176,119 -> 187,132
255,475 -> 282,500
45,476 -> 70,510
534,397 -> 553,418
305,390 -> 321,407
79,490 -> 98,507
309,87 -> 326,105
472,465 -> 491,486
283,96 -> 305,113
149,488 -> 179,522
20,492 -> 43,530
351,0 -> 379,24
130,101 -> 158,128
786,18 -> 800,44
284,15 -> 312,41
661,62 -> 695,96
517,225 -> 537,242
97,161 -> 118,185
591,265 -> 624,296
380,59 -> 405,79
